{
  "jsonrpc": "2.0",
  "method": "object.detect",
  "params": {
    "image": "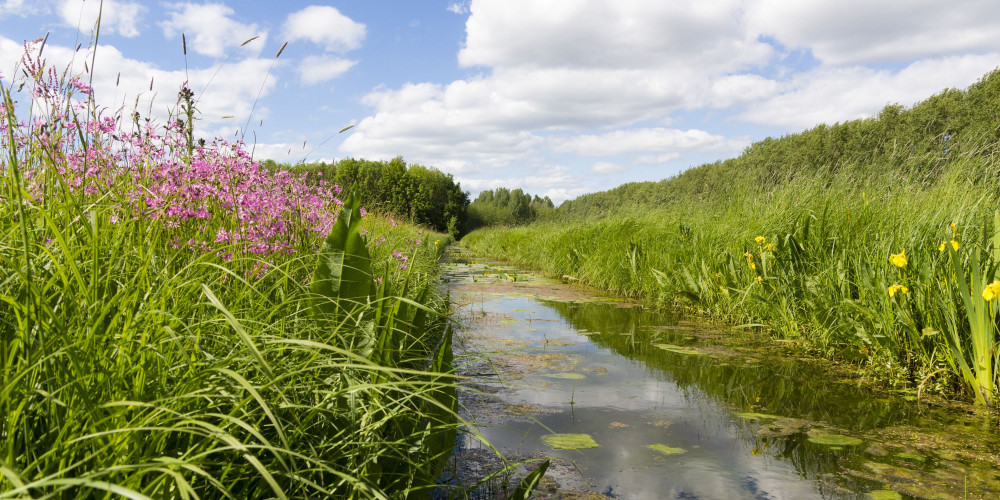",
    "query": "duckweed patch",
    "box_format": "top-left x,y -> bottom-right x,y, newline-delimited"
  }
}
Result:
866,490 -> 902,500
735,412 -> 779,421
648,444 -> 686,455
541,434 -> 600,450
